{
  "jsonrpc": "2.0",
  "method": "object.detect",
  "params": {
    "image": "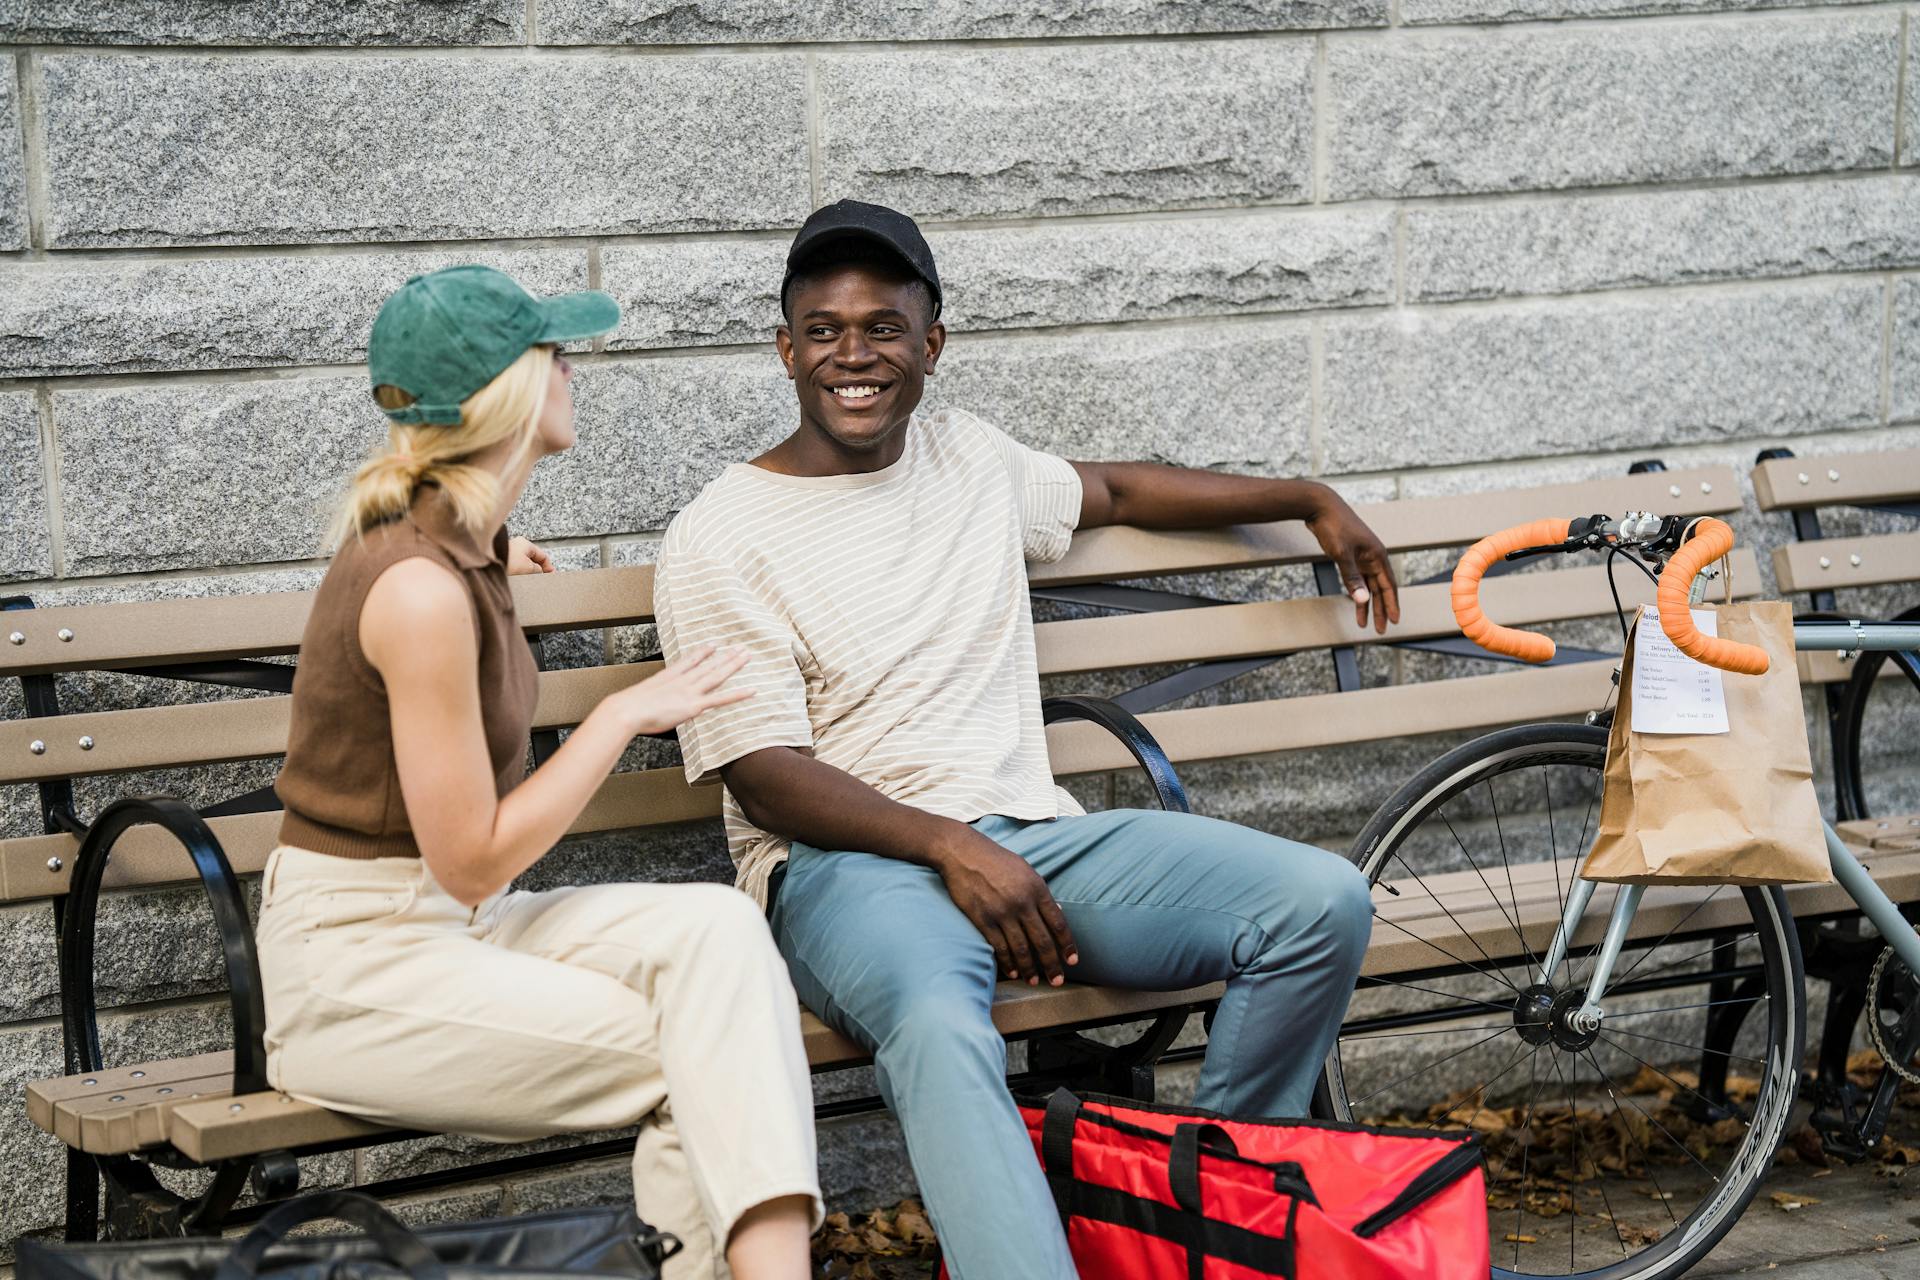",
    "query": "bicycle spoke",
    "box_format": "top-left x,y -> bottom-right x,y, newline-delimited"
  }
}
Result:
1355,974 -> 1517,1014
1544,767 -> 1569,936
1384,851 -> 1524,992
1602,996 -> 1769,1020
1438,805 -> 1538,975
1351,1024 -> 1514,1040
1610,937 -> 1734,992
1583,1048 -> 1680,1230
1507,1048 -> 1549,1270
1610,887 -> 1730,990
1593,1045 -> 1727,1187
1597,1033 -> 1753,1136
1547,1049 -> 1581,1271
1369,912 -> 1522,994
1602,1025 -> 1767,1068
1484,778 -> 1542,972
1434,1037 -> 1535,1134
1348,1028 -> 1511,1108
